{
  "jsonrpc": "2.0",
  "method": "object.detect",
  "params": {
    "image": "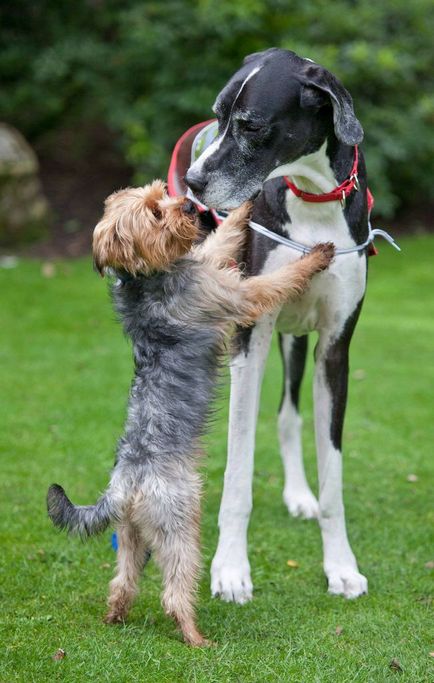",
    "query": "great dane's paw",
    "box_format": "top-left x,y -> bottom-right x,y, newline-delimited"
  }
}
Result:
283,488 -> 319,520
326,566 -> 368,599
211,560 -> 253,604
